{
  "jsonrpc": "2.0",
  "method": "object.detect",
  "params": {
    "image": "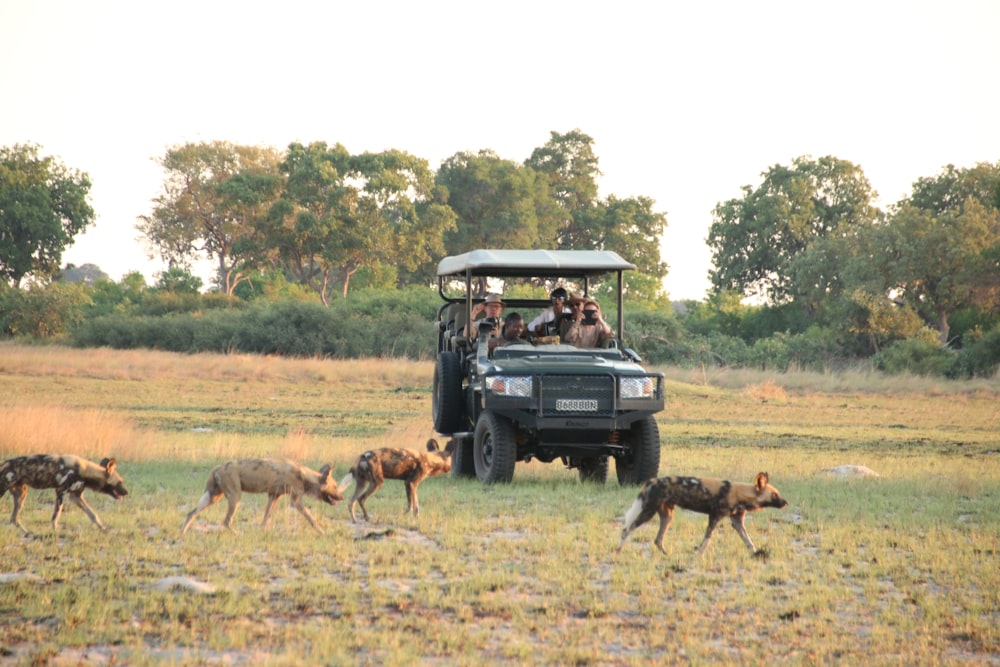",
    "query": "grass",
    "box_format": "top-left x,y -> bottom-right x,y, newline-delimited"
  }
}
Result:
0,342 -> 998,665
